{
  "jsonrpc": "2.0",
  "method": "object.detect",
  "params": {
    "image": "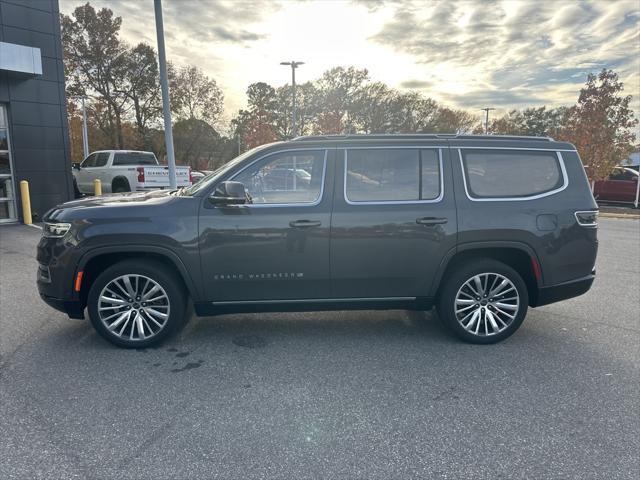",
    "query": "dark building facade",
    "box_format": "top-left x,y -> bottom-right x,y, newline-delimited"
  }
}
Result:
0,0 -> 72,223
